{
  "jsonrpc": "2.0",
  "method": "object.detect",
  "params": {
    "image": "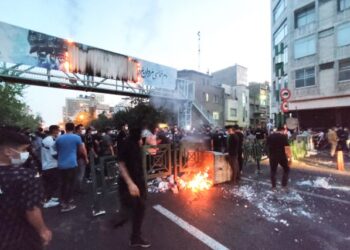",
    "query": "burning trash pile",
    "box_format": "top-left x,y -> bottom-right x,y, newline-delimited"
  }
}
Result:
147,168 -> 214,194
